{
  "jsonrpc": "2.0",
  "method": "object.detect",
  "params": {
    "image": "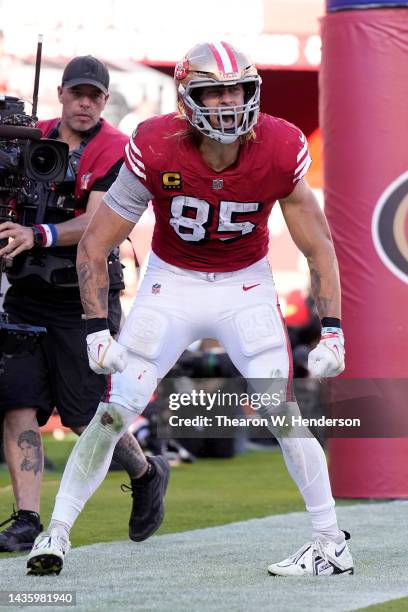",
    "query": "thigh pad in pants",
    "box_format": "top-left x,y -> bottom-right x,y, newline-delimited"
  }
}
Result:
119,306 -> 168,359
234,304 -> 284,356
